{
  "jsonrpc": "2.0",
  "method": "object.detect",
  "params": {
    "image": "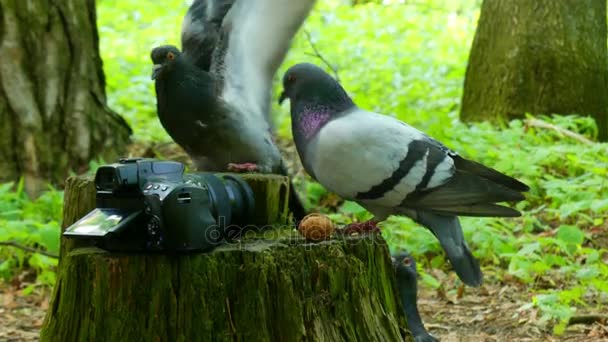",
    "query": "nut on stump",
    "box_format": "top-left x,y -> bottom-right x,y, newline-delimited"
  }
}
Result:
298,213 -> 335,241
